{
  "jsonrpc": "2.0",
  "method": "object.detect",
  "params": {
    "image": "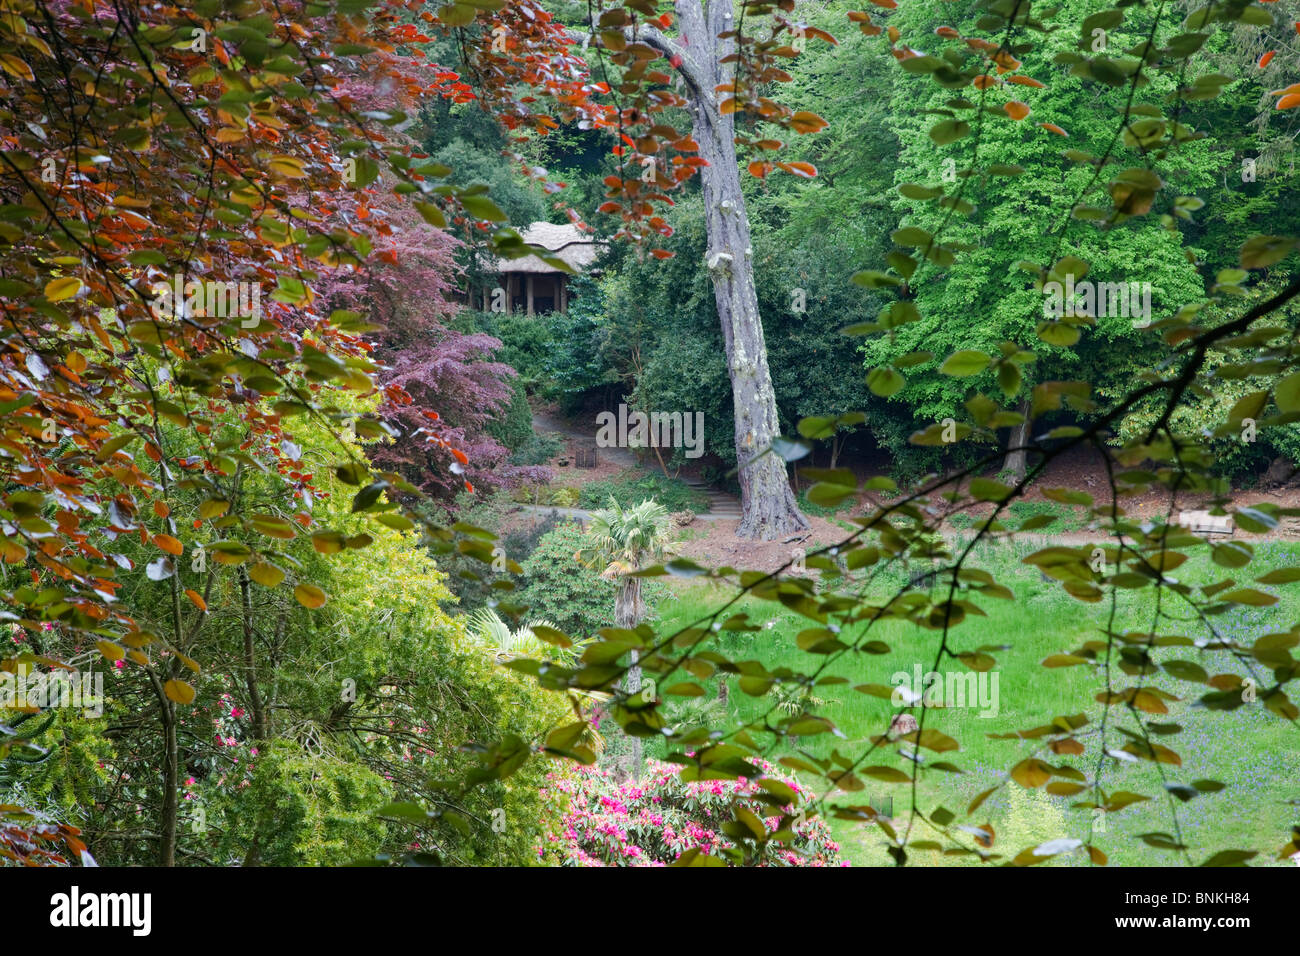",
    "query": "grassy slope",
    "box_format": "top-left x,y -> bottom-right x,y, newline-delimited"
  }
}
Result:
651,536 -> 1300,867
